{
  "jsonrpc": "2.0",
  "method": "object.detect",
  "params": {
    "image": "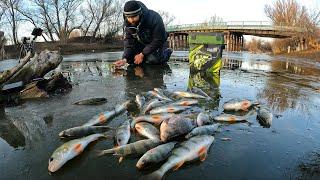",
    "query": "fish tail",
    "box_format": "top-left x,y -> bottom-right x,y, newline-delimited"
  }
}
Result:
140,170 -> 164,180
119,156 -> 124,163
96,149 -> 114,157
